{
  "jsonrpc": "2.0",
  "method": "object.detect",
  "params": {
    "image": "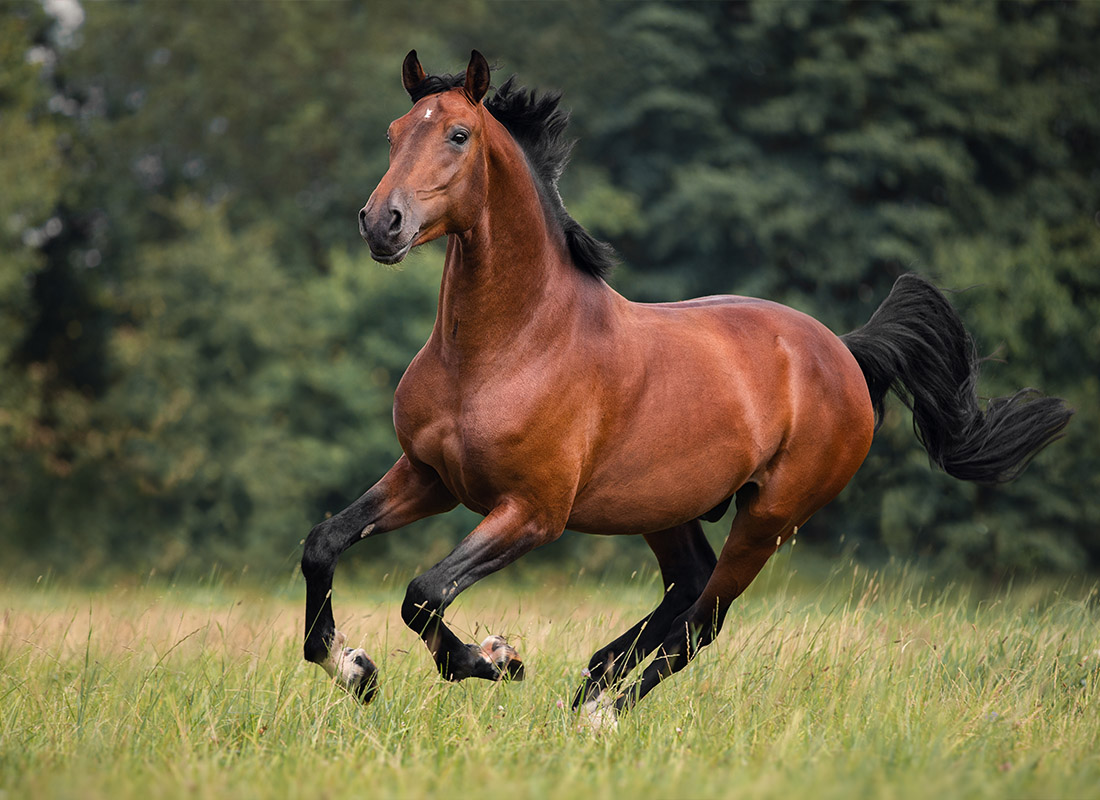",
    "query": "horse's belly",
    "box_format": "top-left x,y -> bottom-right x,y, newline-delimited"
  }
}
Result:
566,482 -> 738,535
565,414 -> 765,535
